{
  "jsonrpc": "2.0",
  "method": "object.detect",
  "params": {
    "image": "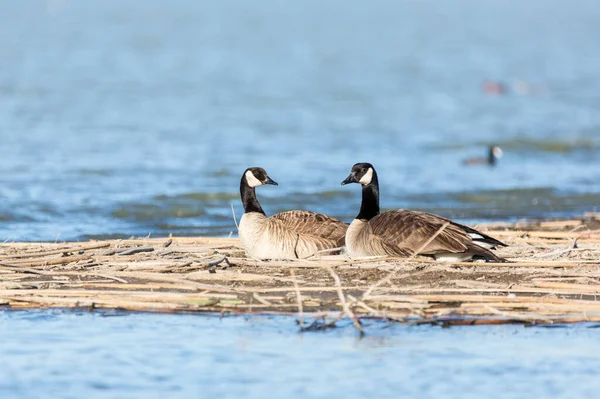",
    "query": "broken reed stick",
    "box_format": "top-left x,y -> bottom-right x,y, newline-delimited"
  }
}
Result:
117,247 -> 155,256
450,260 -> 595,267
0,264 -> 52,275
3,255 -> 93,267
347,294 -> 410,323
532,281 -> 600,292
0,242 -> 110,260
289,270 -> 304,327
252,293 -> 272,306
326,266 -> 363,335
231,204 -> 239,231
488,230 -> 600,239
